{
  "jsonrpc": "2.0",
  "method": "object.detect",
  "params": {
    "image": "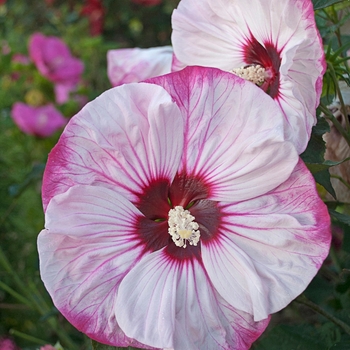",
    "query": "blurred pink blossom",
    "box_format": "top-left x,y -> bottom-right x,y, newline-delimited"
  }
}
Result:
28,33 -> 84,104
12,53 -> 30,65
81,0 -> 105,36
40,345 -> 56,350
0,337 -> 19,350
11,54 -> 31,80
11,102 -> 66,137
